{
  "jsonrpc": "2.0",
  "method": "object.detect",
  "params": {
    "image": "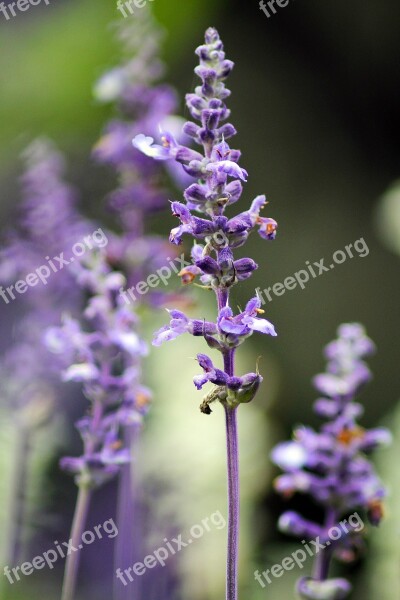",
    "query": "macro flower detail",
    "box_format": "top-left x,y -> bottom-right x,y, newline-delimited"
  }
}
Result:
205,140 -> 248,181
47,253 -> 150,487
272,324 -> 391,599
3,4 -> 397,600
153,309 -> 217,346
217,297 -> 277,342
132,132 -> 180,161
153,296 -> 276,351
194,353 -> 263,412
